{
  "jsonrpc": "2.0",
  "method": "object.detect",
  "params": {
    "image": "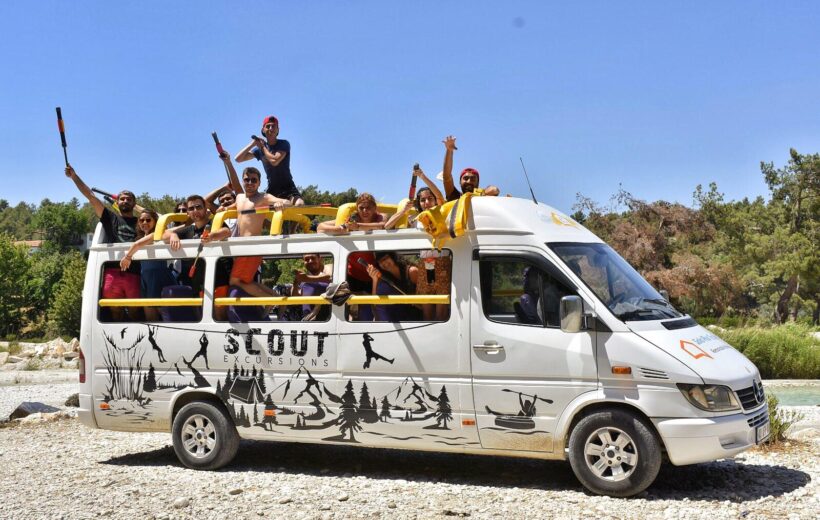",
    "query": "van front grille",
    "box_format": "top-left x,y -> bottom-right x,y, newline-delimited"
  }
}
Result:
736,380 -> 765,411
